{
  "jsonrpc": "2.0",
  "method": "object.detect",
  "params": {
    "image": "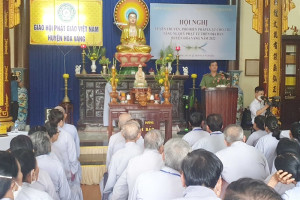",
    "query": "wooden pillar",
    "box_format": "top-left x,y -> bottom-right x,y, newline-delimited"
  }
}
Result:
0,0 -> 21,131
246,0 -> 294,116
